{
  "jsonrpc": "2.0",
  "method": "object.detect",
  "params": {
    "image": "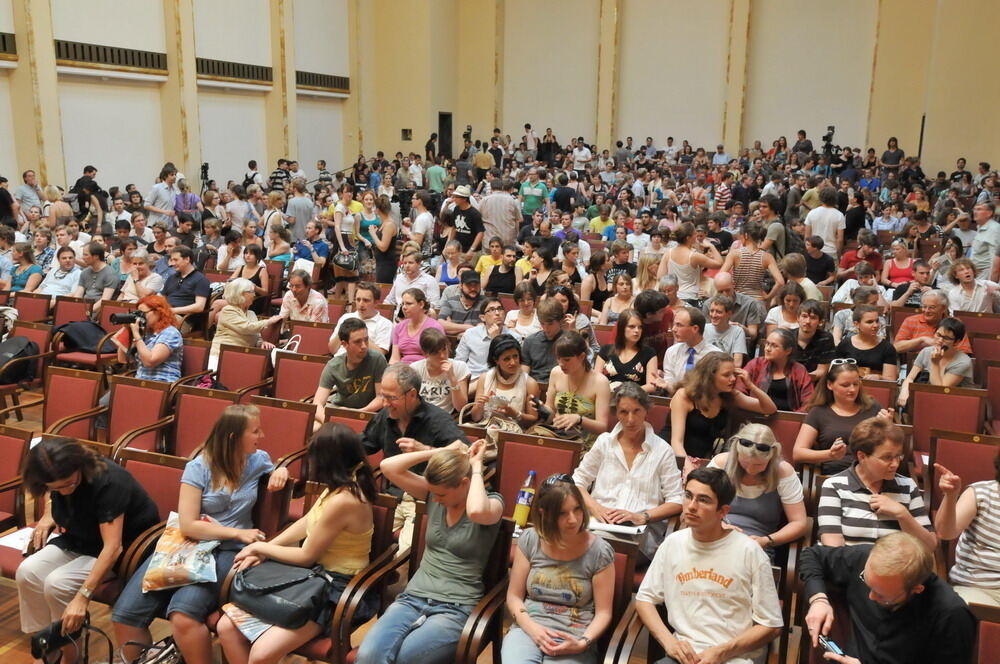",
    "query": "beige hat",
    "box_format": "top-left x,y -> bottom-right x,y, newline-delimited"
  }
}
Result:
452,185 -> 472,199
